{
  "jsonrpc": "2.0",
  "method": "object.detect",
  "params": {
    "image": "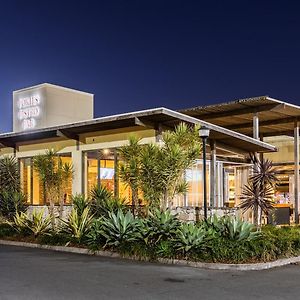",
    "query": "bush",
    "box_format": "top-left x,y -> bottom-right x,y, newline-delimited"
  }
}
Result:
72,194 -> 89,216
10,209 -> 51,237
0,222 -> 16,238
100,209 -> 140,250
140,209 -> 180,246
86,218 -> 105,251
174,223 -> 210,257
90,186 -> 127,218
0,191 -> 27,220
59,207 -> 94,244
